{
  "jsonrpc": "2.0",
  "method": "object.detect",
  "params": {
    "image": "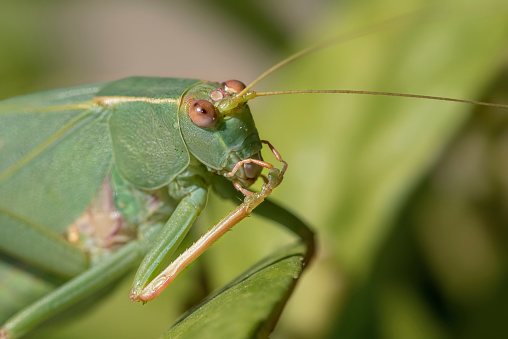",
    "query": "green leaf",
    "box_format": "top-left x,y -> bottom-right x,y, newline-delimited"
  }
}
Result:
163,242 -> 307,339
